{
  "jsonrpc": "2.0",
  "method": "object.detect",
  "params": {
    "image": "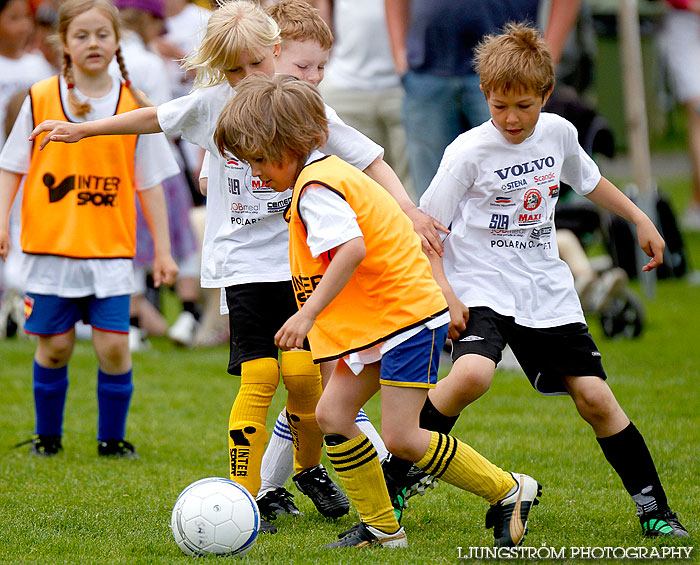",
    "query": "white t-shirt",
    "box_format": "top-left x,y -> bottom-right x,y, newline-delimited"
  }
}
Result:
163,3 -> 210,99
299,152 -> 449,374
0,52 -> 54,148
109,32 -> 172,105
420,113 -> 601,328
157,83 -> 383,288
0,75 -> 180,298
324,0 -> 400,91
